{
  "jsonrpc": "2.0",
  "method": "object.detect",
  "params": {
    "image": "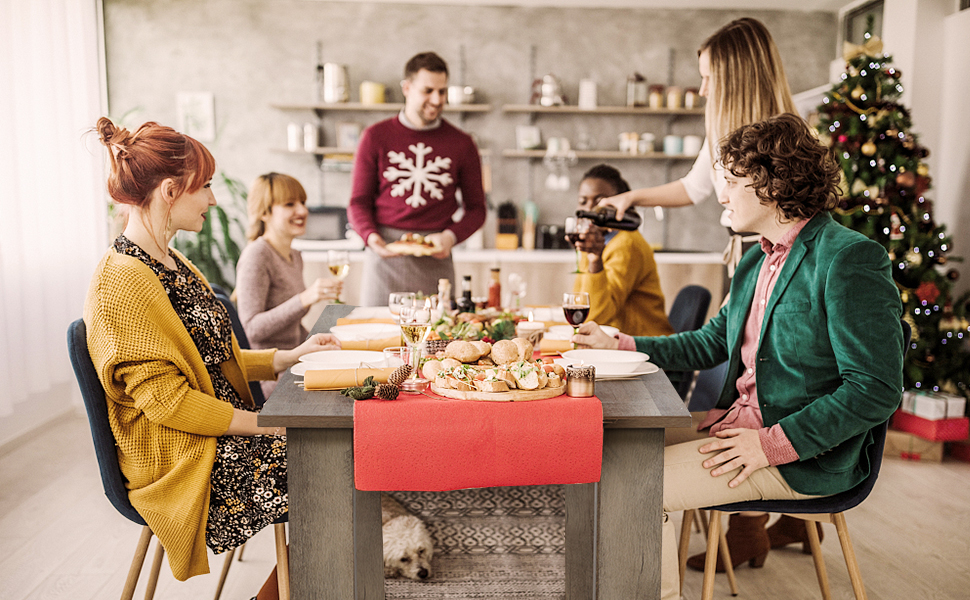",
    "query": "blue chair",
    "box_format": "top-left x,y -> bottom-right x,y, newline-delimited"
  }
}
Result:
68,319 -> 290,600
667,285 -> 713,399
68,319 -> 164,600
694,319 -> 911,600
212,291 -> 267,408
